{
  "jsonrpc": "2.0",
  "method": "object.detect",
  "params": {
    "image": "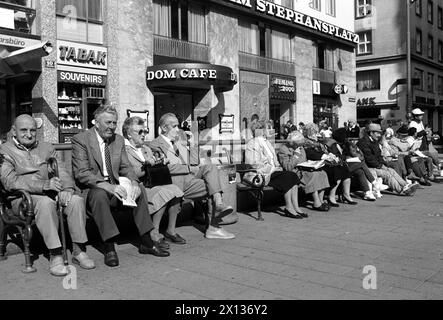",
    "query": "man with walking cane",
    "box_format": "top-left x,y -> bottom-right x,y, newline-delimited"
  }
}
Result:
0,115 -> 94,276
